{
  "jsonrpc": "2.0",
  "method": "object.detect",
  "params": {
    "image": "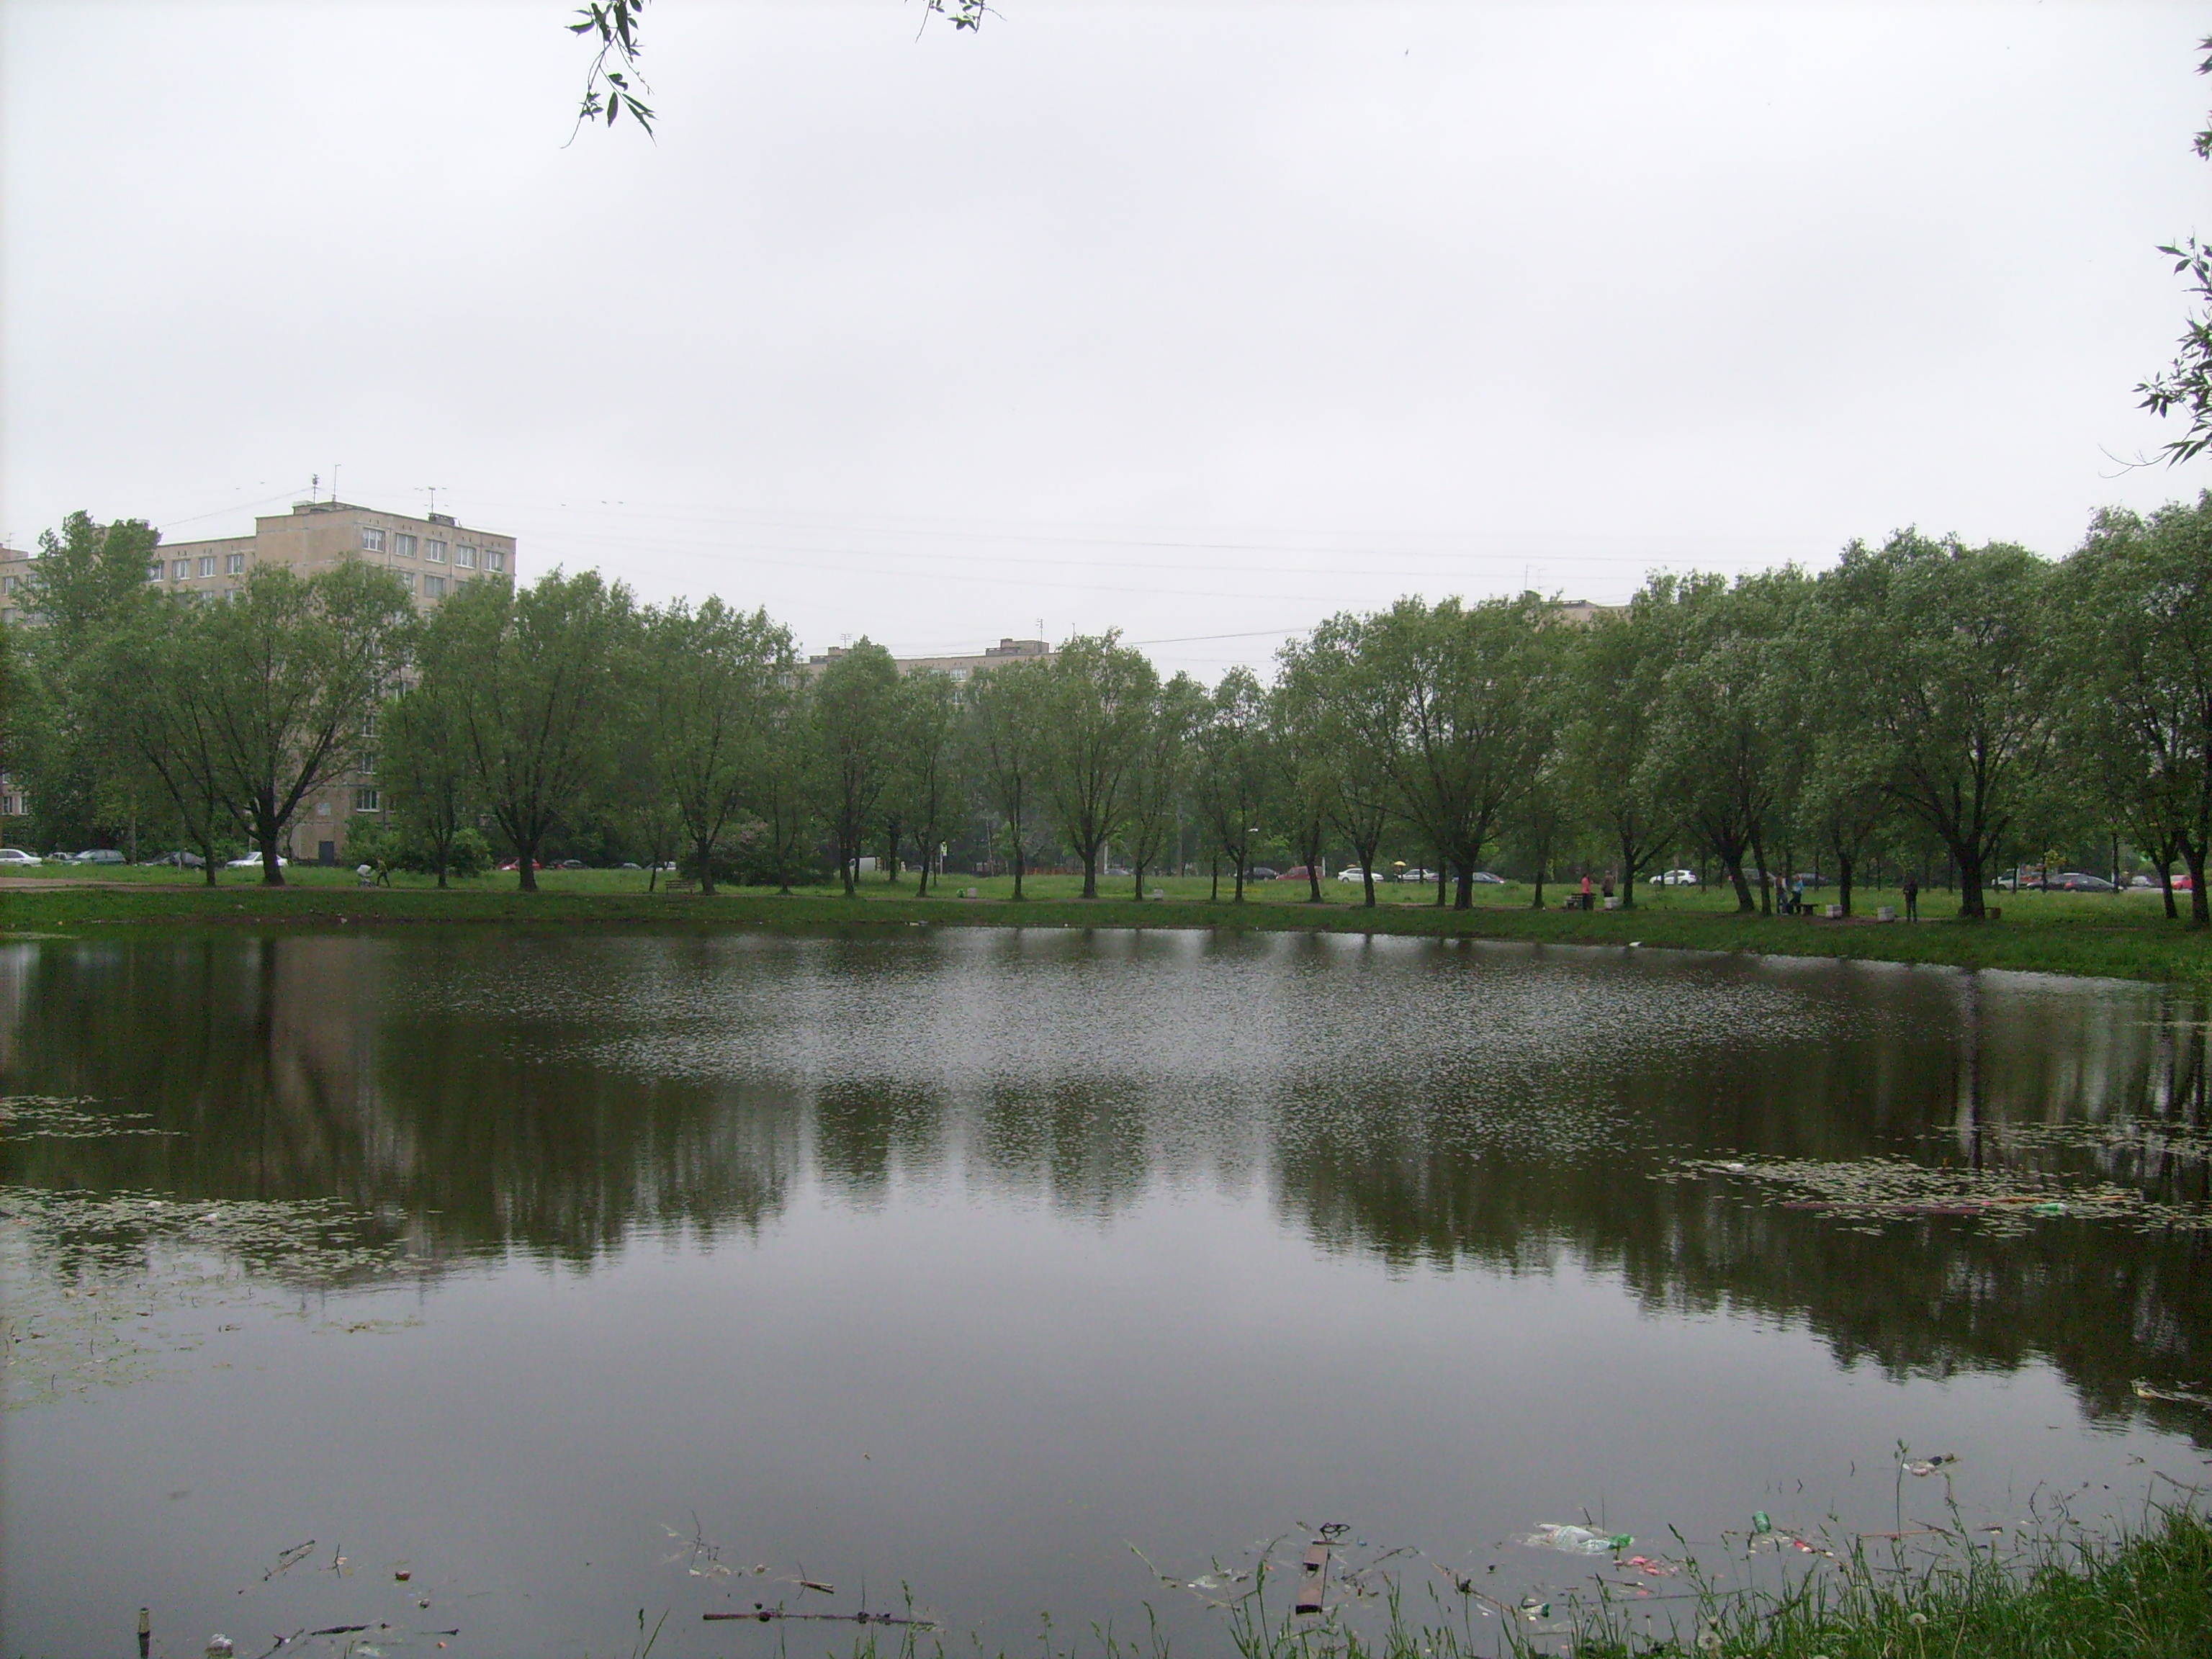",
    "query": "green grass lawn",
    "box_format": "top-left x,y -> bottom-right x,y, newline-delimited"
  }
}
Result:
5,864 -> 2208,984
